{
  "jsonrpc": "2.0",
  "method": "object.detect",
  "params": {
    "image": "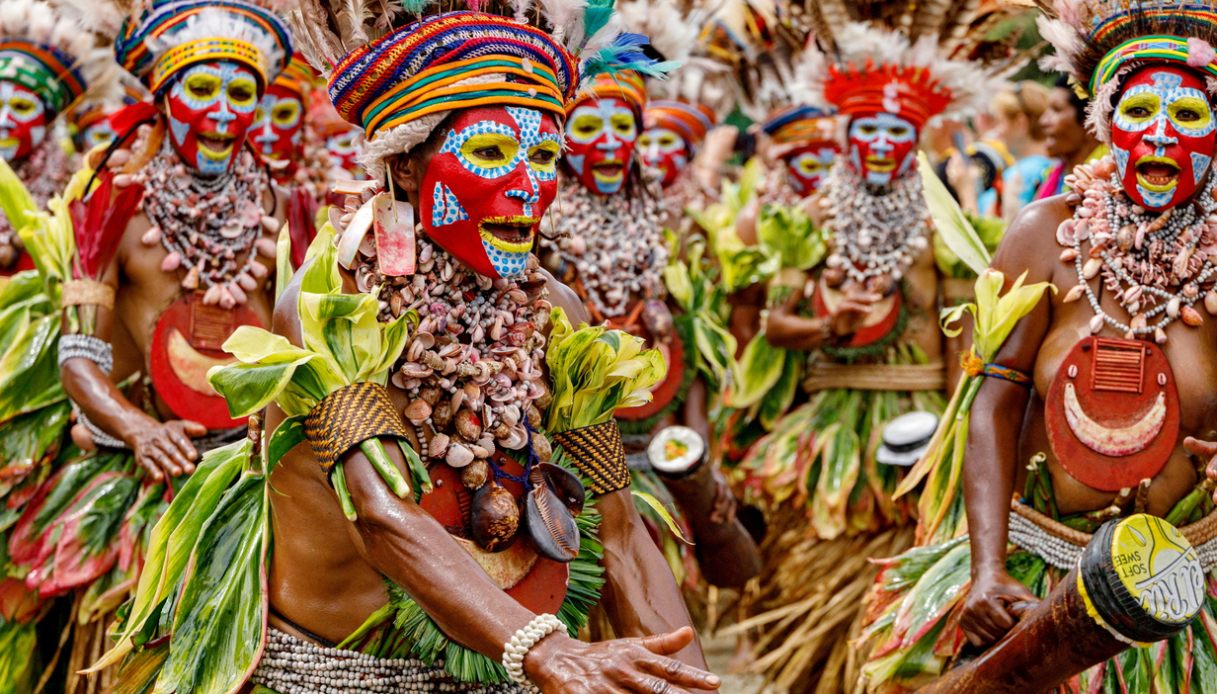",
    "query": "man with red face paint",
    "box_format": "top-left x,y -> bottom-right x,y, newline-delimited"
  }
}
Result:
0,0 -> 110,273
859,2 -> 1217,691
104,8 -> 720,694
730,1 -> 1029,686
13,2 -> 291,688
